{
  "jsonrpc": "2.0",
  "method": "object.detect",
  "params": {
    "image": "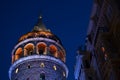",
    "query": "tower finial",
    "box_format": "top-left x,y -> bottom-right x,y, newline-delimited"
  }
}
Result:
39,15 -> 42,19
32,15 -> 49,32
